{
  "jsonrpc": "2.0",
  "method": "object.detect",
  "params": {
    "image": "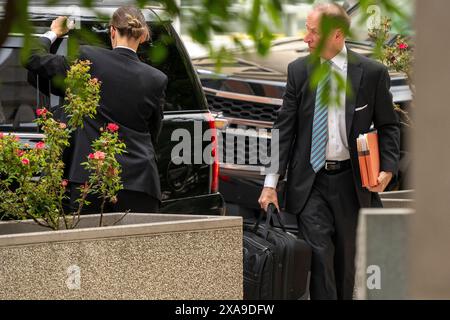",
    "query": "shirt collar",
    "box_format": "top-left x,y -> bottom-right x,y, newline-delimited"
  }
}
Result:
321,45 -> 347,70
114,45 -> 136,53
